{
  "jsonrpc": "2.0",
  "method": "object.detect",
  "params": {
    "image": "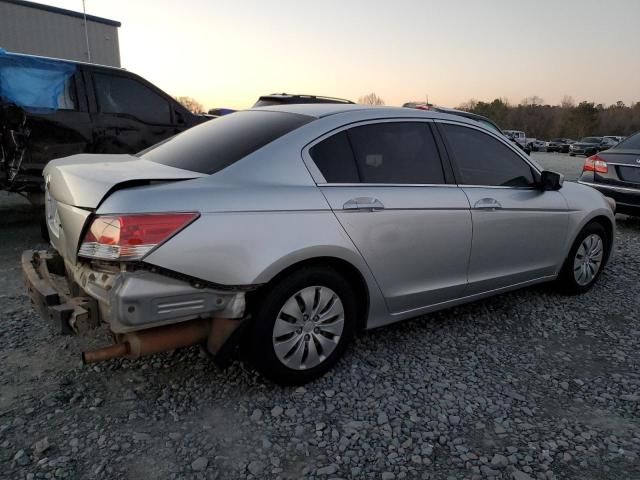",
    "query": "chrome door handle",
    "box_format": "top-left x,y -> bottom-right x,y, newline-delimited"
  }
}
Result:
343,197 -> 385,211
473,198 -> 502,210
